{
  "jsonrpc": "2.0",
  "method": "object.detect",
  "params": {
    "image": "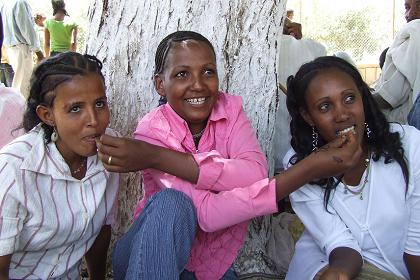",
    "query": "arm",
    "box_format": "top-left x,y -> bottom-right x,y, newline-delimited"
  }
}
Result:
15,1 -> 41,53
374,58 -> 411,110
71,26 -> 78,52
85,225 -> 111,280
404,128 -> 420,280
319,247 -> 363,280
0,255 -> 11,280
404,253 -> 420,280
44,28 -> 50,58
